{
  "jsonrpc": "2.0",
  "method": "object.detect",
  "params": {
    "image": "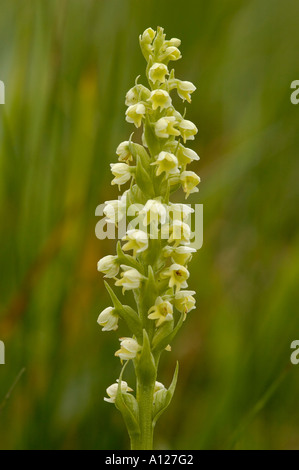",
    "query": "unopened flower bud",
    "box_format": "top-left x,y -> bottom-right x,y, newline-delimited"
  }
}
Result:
115,337 -> 141,361
97,255 -> 119,278
104,380 -> 133,403
97,307 -> 118,331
